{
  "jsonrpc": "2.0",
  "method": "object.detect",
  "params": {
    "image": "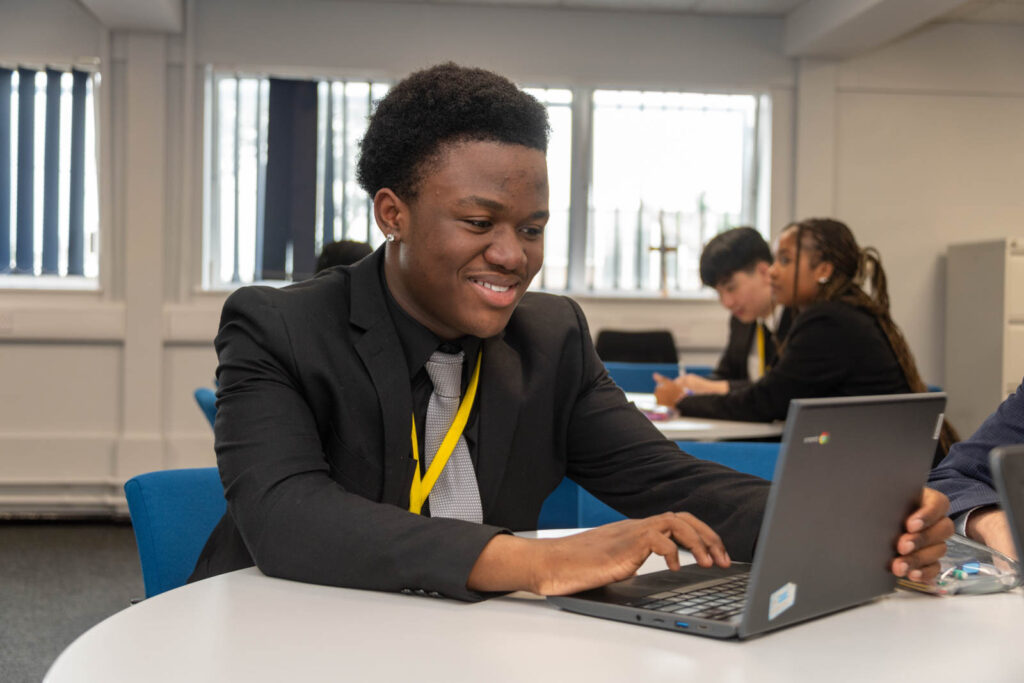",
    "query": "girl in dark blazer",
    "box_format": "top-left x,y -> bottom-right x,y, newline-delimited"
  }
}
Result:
658,218 -> 958,459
